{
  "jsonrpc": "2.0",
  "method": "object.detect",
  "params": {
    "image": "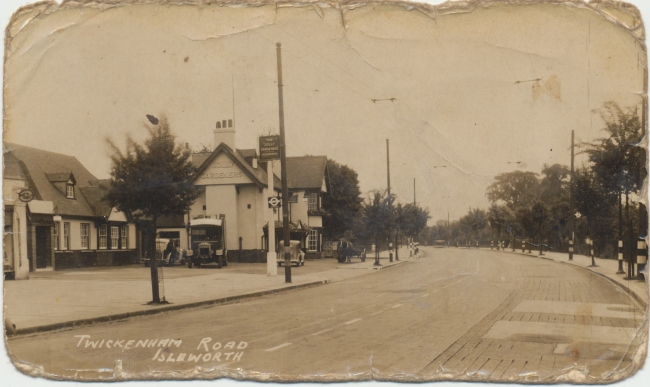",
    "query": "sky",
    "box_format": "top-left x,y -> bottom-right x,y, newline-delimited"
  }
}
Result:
3,1 -> 645,224
1,1 -> 649,386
